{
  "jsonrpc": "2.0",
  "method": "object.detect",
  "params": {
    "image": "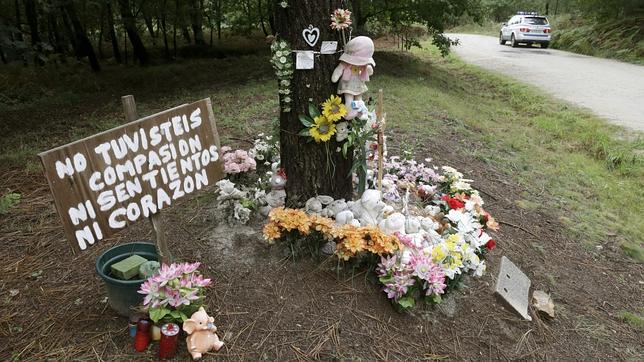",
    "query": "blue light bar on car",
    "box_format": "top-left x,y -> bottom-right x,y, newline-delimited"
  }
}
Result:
517,11 -> 539,15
